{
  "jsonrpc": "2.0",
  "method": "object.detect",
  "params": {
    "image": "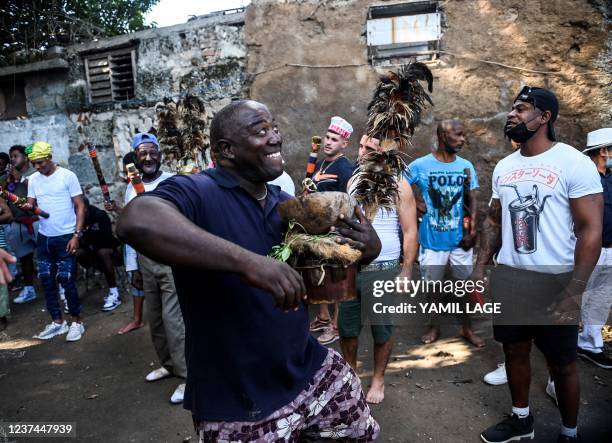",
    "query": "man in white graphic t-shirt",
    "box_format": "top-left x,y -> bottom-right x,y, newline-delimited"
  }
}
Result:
474,87 -> 603,443
25,142 -> 87,342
